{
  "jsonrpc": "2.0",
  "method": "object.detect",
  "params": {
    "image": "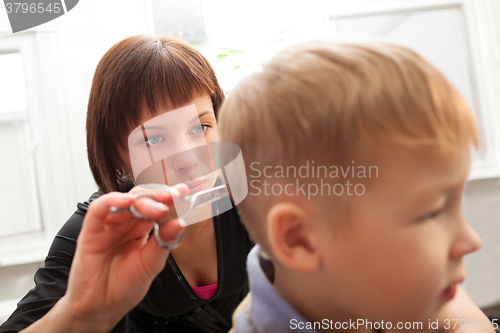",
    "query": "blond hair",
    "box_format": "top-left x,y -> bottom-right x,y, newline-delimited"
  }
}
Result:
218,40 -> 478,246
